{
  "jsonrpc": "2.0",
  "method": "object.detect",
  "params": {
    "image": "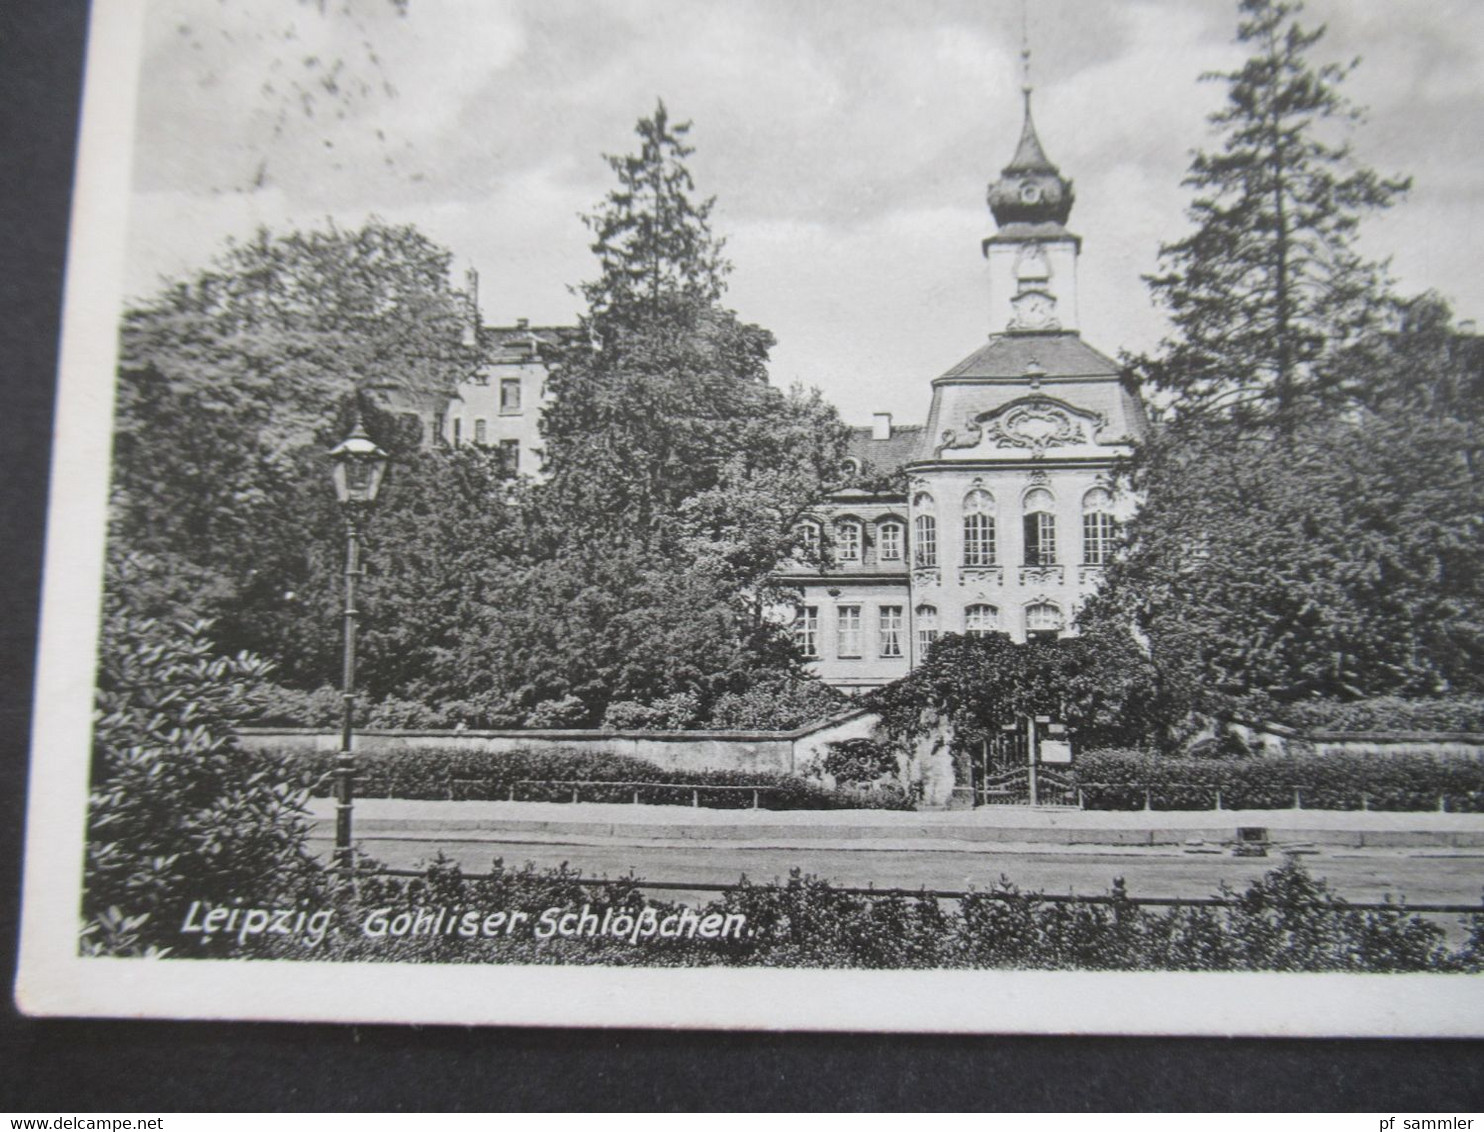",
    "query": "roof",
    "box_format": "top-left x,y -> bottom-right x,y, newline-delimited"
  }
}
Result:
937,332 -> 1122,382
1005,95 -> 1056,174
477,323 -> 574,365
845,423 -> 925,473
